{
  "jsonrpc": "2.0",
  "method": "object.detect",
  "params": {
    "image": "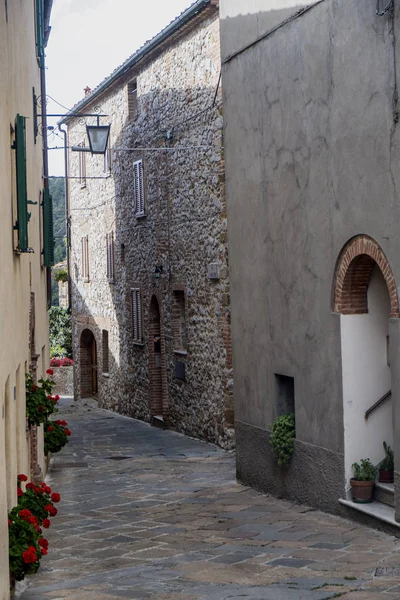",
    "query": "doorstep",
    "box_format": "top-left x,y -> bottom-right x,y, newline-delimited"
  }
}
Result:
339,498 -> 400,530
